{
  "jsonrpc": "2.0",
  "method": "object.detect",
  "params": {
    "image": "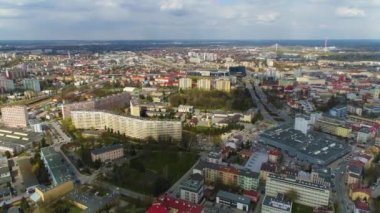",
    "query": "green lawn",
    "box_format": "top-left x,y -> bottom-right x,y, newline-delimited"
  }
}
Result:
292,203 -> 314,213
109,151 -> 199,196
137,151 -> 199,183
